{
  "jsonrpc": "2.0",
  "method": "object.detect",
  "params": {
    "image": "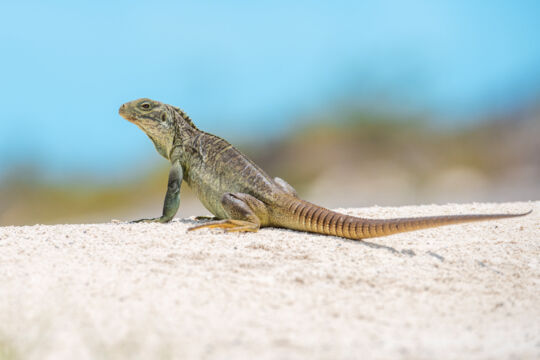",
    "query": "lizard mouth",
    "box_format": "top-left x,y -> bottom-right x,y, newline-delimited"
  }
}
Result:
123,115 -> 137,123
118,105 -> 137,123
